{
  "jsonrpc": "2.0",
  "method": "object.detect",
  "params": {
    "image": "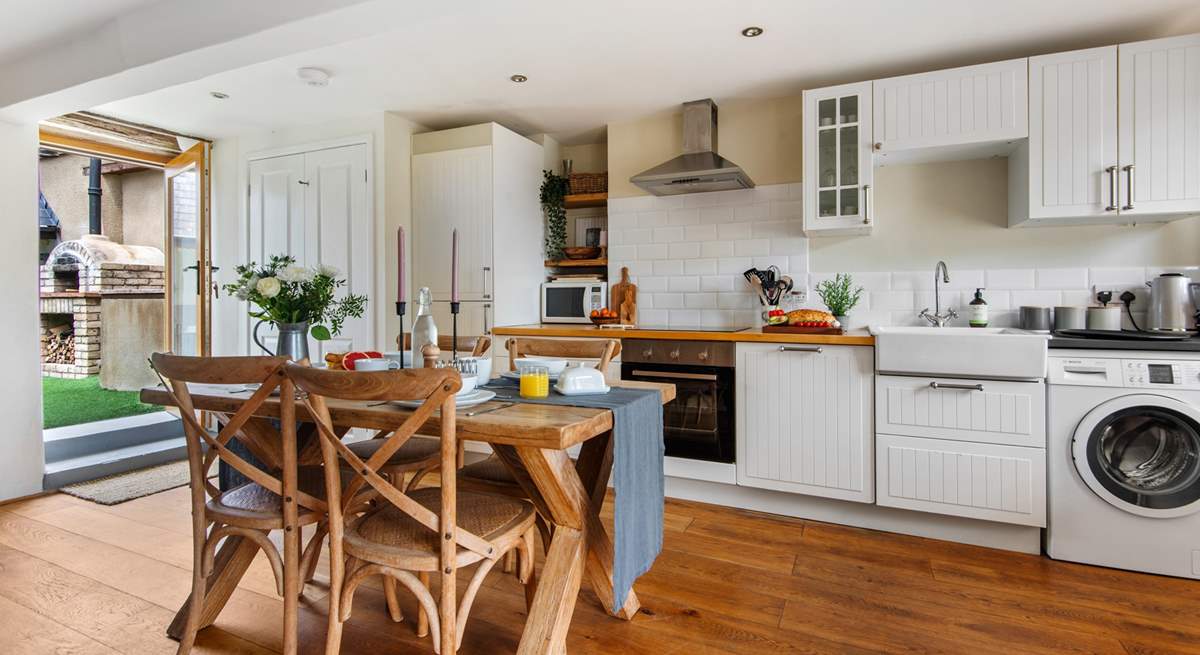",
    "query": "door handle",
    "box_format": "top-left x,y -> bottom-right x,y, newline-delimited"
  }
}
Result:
779,345 -> 823,354
862,185 -> 870,225
630,370 -> 719,381
1104,166 -> 1118,211
483,303 -> 491,334
929,381 -> 984,391
1121,164 -> 1135,211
